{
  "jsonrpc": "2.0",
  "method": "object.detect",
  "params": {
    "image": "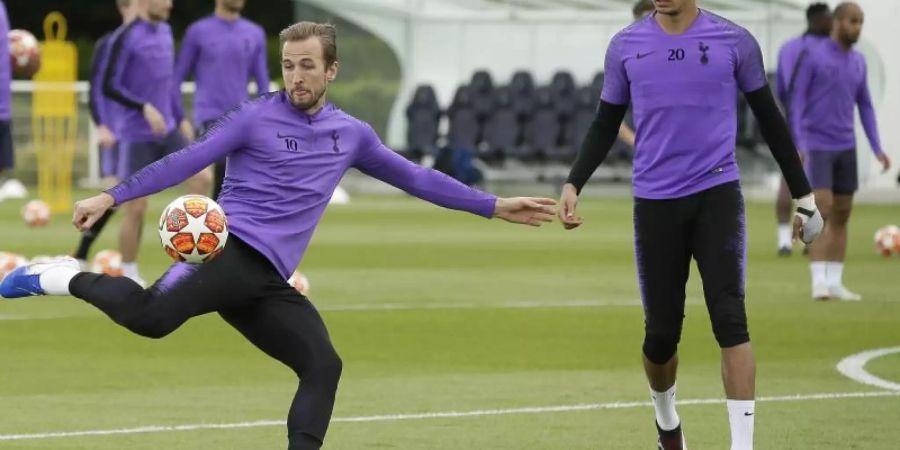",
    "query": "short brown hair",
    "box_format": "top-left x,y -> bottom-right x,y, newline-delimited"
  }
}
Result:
632,0 -> 654,19
279,22 -> 338,66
